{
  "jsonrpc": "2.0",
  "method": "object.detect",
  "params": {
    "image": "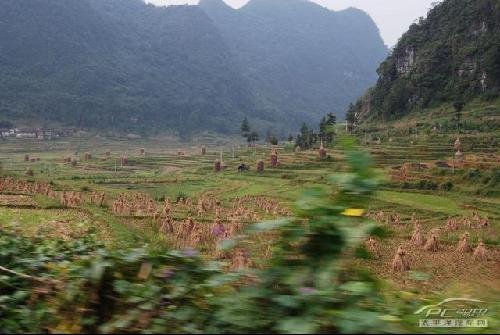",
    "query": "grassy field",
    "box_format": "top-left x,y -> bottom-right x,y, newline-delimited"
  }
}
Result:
0,104 -> 499,332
